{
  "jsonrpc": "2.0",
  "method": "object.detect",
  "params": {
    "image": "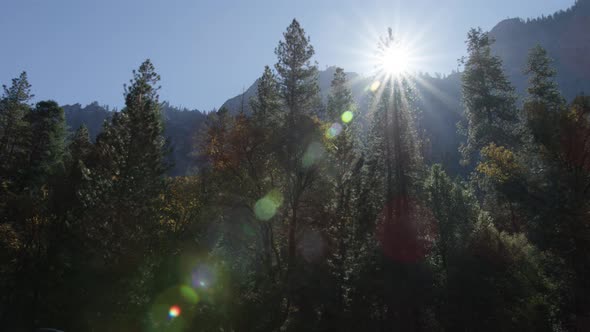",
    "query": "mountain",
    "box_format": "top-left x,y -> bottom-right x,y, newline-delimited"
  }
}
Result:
489,0 -> 590,100
63,102 -> 207,176
63,102 -> 112,139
